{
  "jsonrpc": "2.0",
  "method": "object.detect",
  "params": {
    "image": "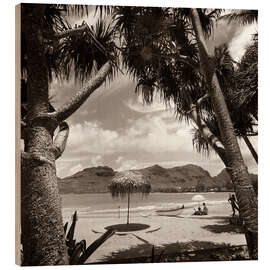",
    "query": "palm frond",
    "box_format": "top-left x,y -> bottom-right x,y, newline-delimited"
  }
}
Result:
58,4 -> 90,18
231,39 -> 258,119
192,128 -> 212,156
56,19 -> 117,83
177,8 -> 222,36
220,9 -> 258,25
